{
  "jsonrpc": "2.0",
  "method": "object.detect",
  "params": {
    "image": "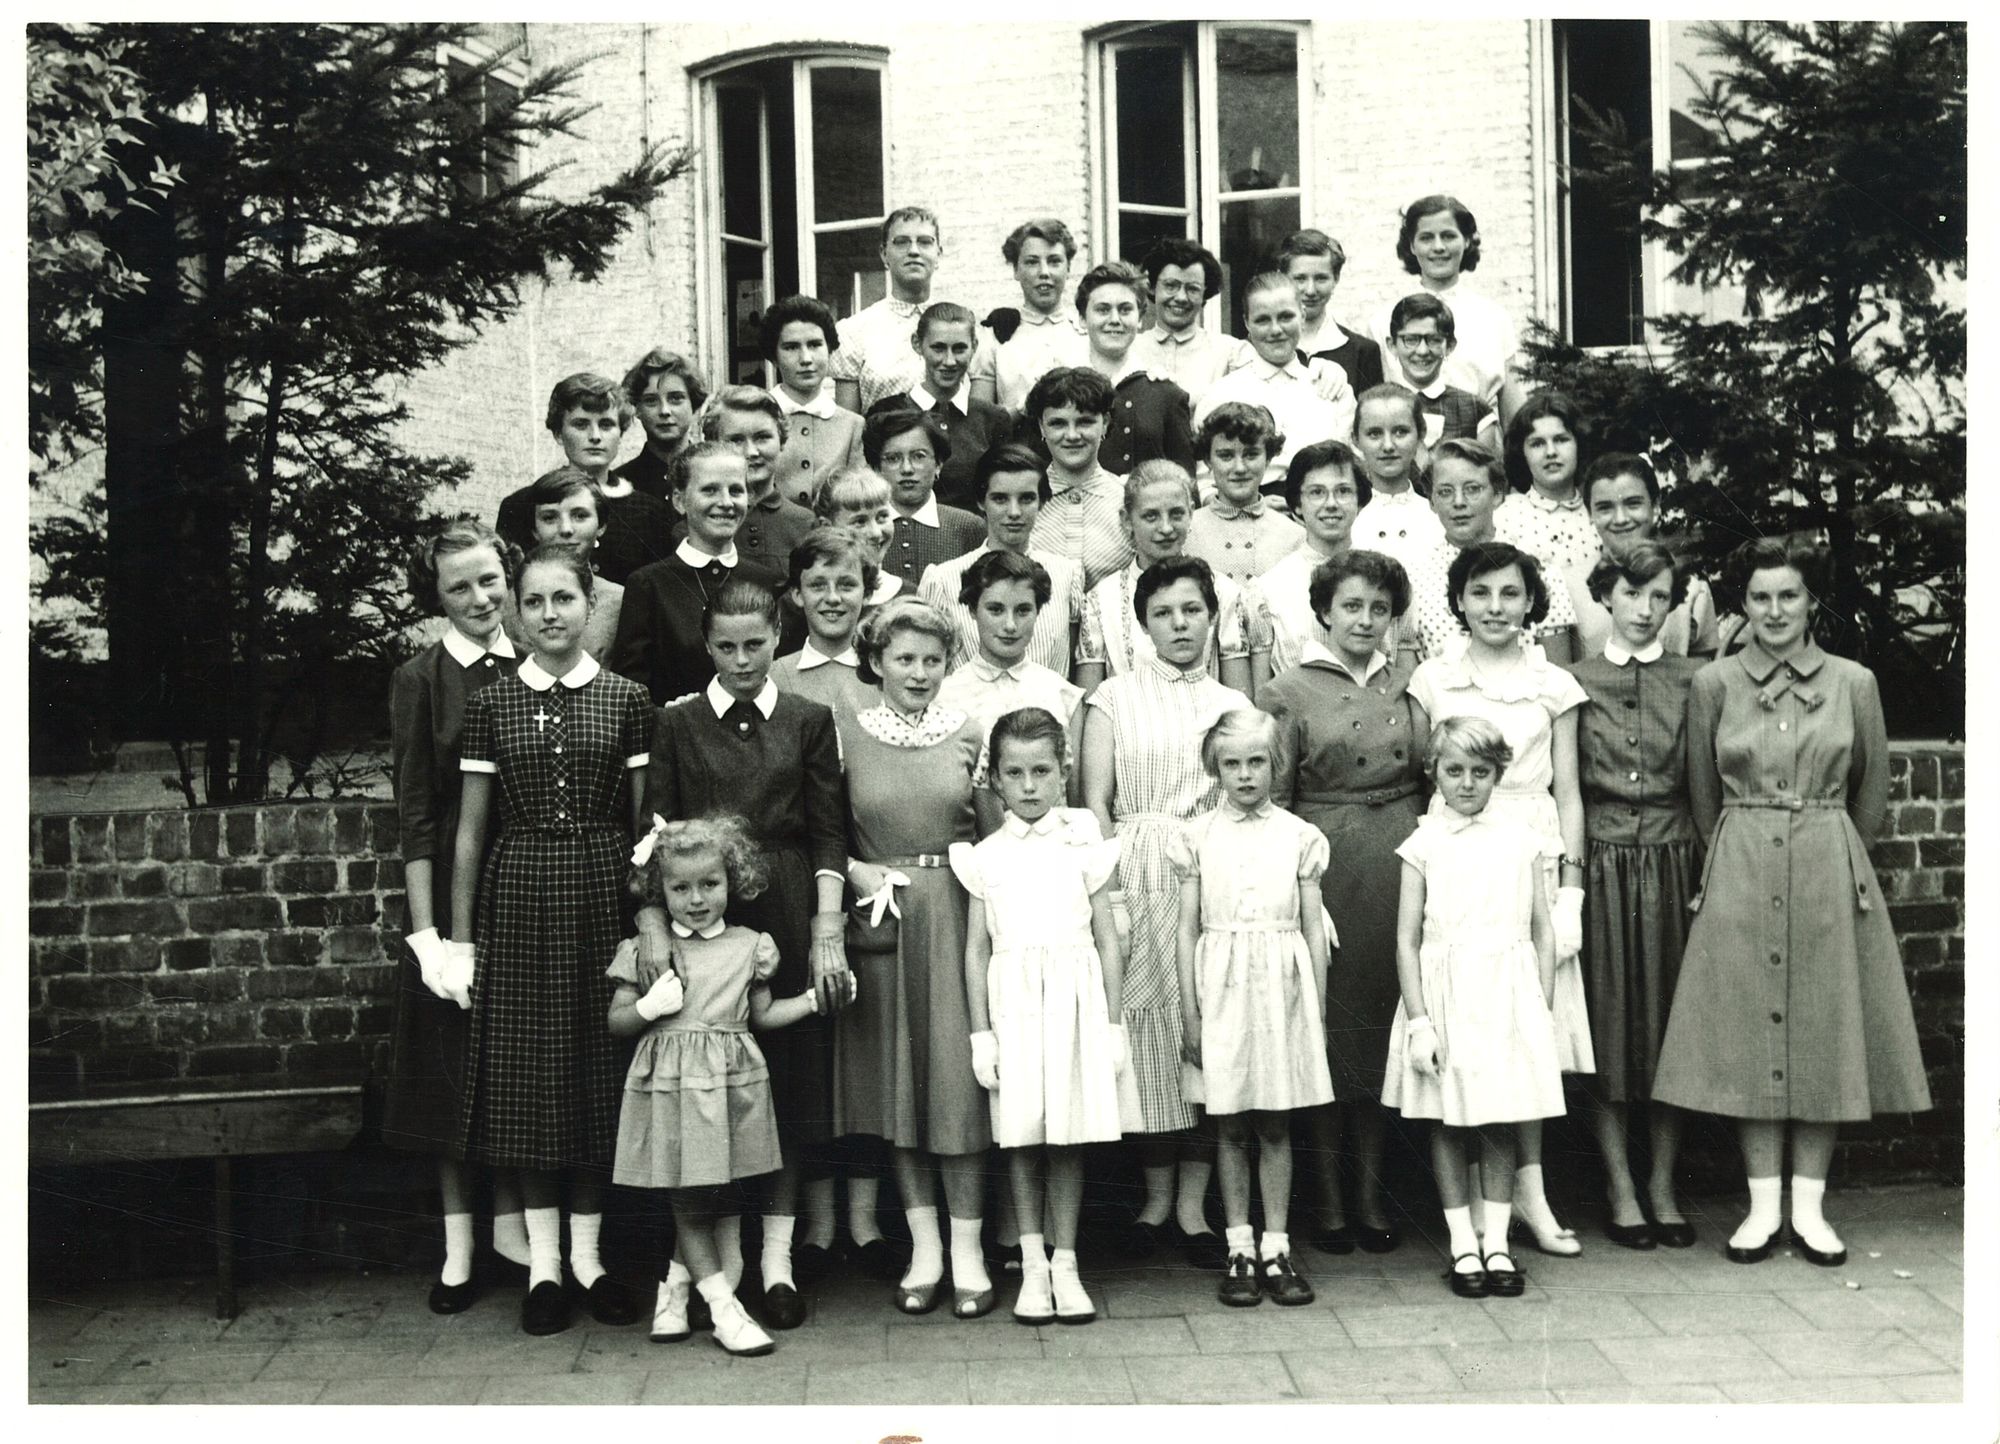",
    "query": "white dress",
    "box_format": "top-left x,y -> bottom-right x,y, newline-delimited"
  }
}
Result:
1171,803 -> 1335,1115
1382,812 -> 1565,1126
950,808 -> 1136,1146
1408,635 -> 1595,1072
